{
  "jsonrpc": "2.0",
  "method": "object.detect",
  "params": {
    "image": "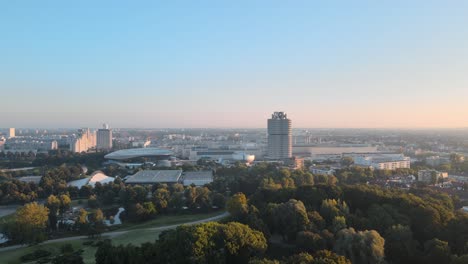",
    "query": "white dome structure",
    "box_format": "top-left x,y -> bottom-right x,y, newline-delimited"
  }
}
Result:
68,171 -> 115,188
105,148 -> 173,160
